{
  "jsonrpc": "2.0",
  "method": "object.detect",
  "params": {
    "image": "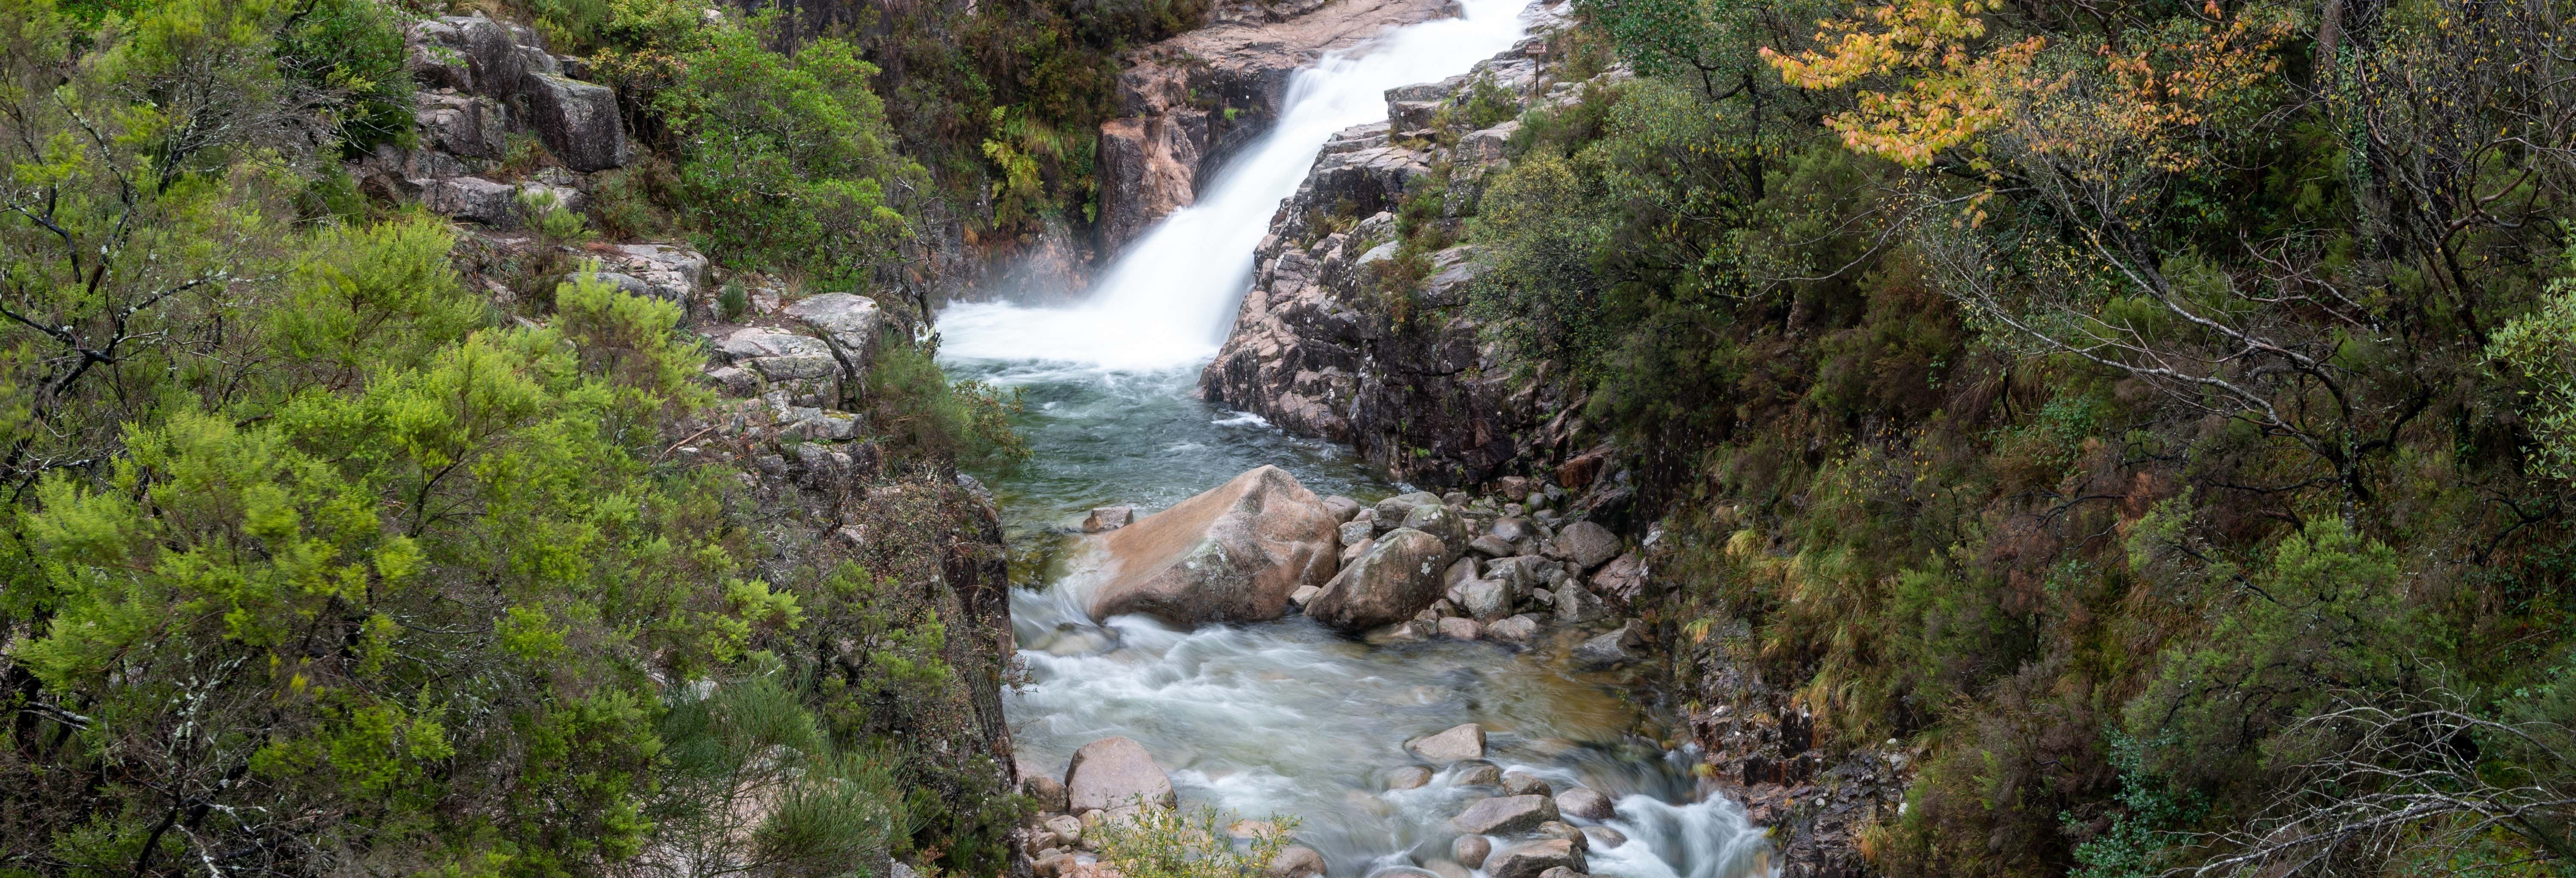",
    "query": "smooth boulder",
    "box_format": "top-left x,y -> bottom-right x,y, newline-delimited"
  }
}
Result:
1065,737 -> 1176,813
1408,723 -> 1485,762
1086,466 -> 1340,626
1304,528 -> 1447,631
1556,786 -> 1616,821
